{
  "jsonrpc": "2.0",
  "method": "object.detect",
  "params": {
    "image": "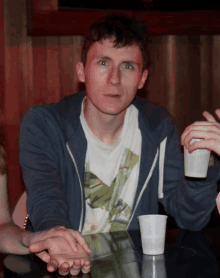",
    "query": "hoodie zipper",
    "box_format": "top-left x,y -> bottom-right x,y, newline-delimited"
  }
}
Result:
66,142 -> 84,233
127,149 -> 159,229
